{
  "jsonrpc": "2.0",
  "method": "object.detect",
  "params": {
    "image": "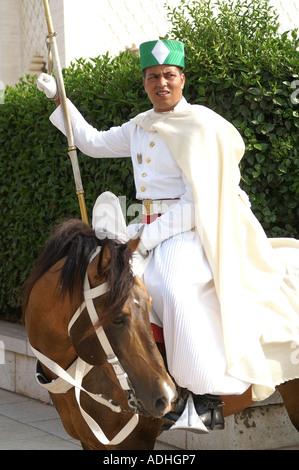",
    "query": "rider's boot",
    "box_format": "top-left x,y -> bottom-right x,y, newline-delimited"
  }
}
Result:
193,394 -> 225,430
161,393 -> 224,434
